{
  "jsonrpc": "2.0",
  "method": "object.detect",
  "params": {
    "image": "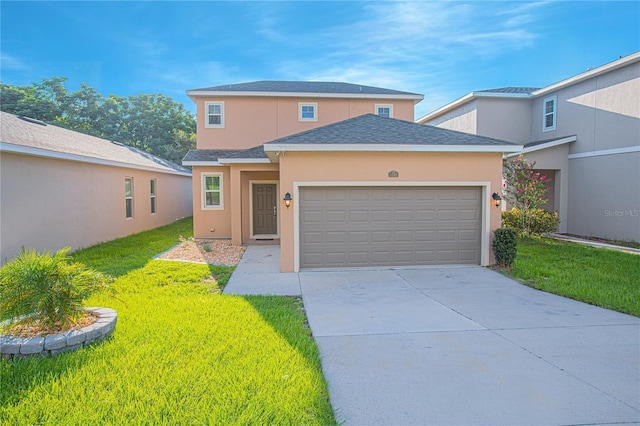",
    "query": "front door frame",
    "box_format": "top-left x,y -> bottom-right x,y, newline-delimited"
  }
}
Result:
249,180 -> 280,239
